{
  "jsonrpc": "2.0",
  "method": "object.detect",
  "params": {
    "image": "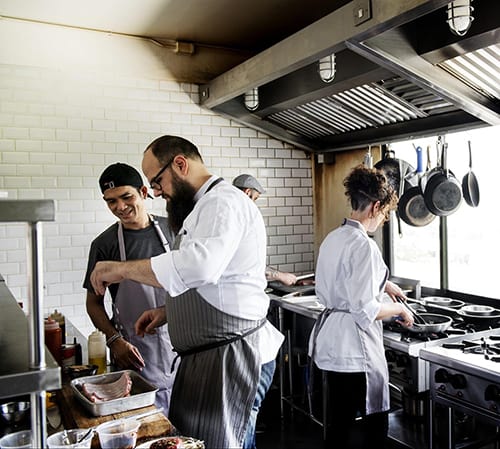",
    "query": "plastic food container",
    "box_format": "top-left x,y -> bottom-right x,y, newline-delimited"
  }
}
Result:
96,419 -> 140,449
46,428 -> 93,448
0,430 -> 32,449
